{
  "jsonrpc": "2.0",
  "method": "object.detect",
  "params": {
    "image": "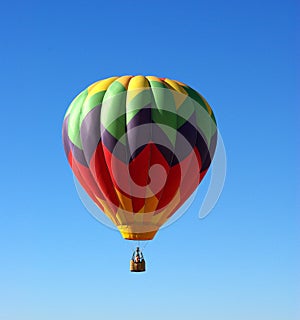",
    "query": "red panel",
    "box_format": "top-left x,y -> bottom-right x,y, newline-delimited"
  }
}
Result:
68,151 -> 105,212
89,143 -> 120,209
